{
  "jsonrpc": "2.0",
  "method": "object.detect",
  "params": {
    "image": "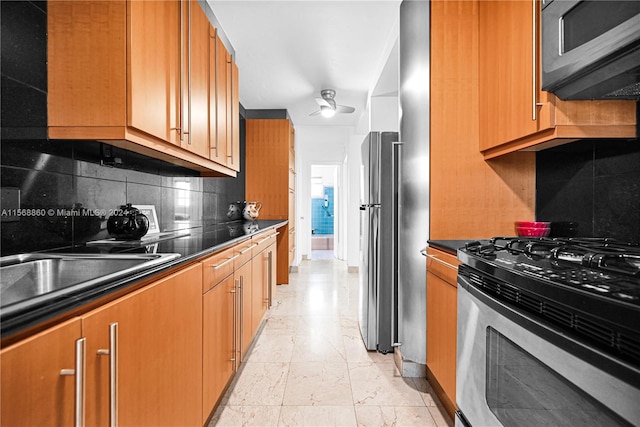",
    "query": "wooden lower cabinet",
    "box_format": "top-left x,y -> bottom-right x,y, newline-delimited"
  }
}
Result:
1,264 -> 203,427
1,231 -> 278,426
82,263 -> 203,427
236,259 -> 253,361
425,247 -> 460,421
202,273 -> 236,422
251,247 -> 269,334
1,318 -> 82,426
